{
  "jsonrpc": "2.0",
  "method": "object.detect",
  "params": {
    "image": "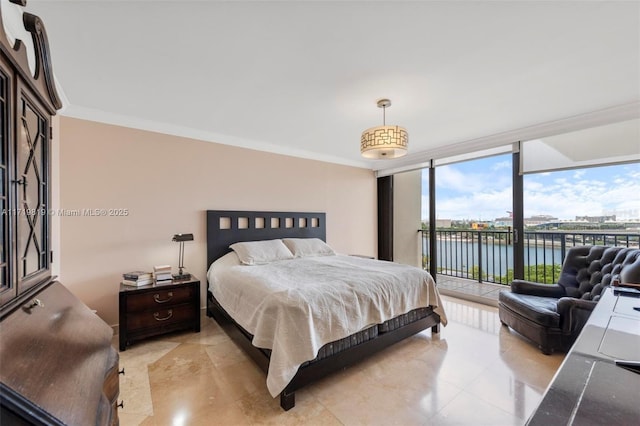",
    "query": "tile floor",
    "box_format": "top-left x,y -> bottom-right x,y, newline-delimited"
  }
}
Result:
436,275 -> 507,307
116,295 -> 564,426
